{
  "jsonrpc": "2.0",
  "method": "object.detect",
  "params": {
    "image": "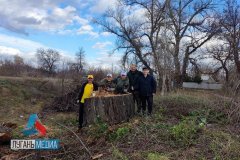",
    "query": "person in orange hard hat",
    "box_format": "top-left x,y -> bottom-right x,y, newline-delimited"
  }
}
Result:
77,75 -> 98,130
